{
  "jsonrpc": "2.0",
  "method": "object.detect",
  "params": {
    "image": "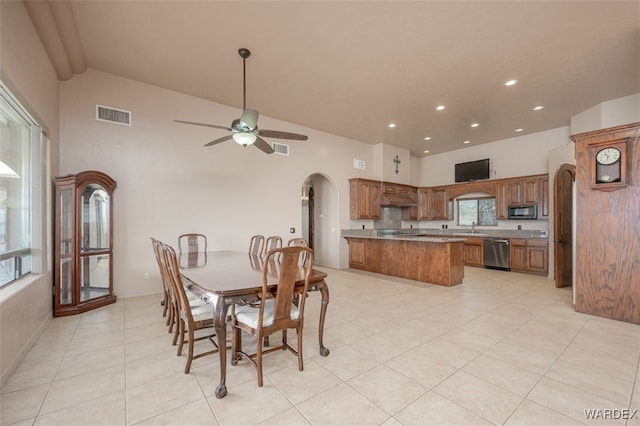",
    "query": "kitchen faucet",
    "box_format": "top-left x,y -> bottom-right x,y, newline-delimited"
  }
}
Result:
471,221 -> 476,233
